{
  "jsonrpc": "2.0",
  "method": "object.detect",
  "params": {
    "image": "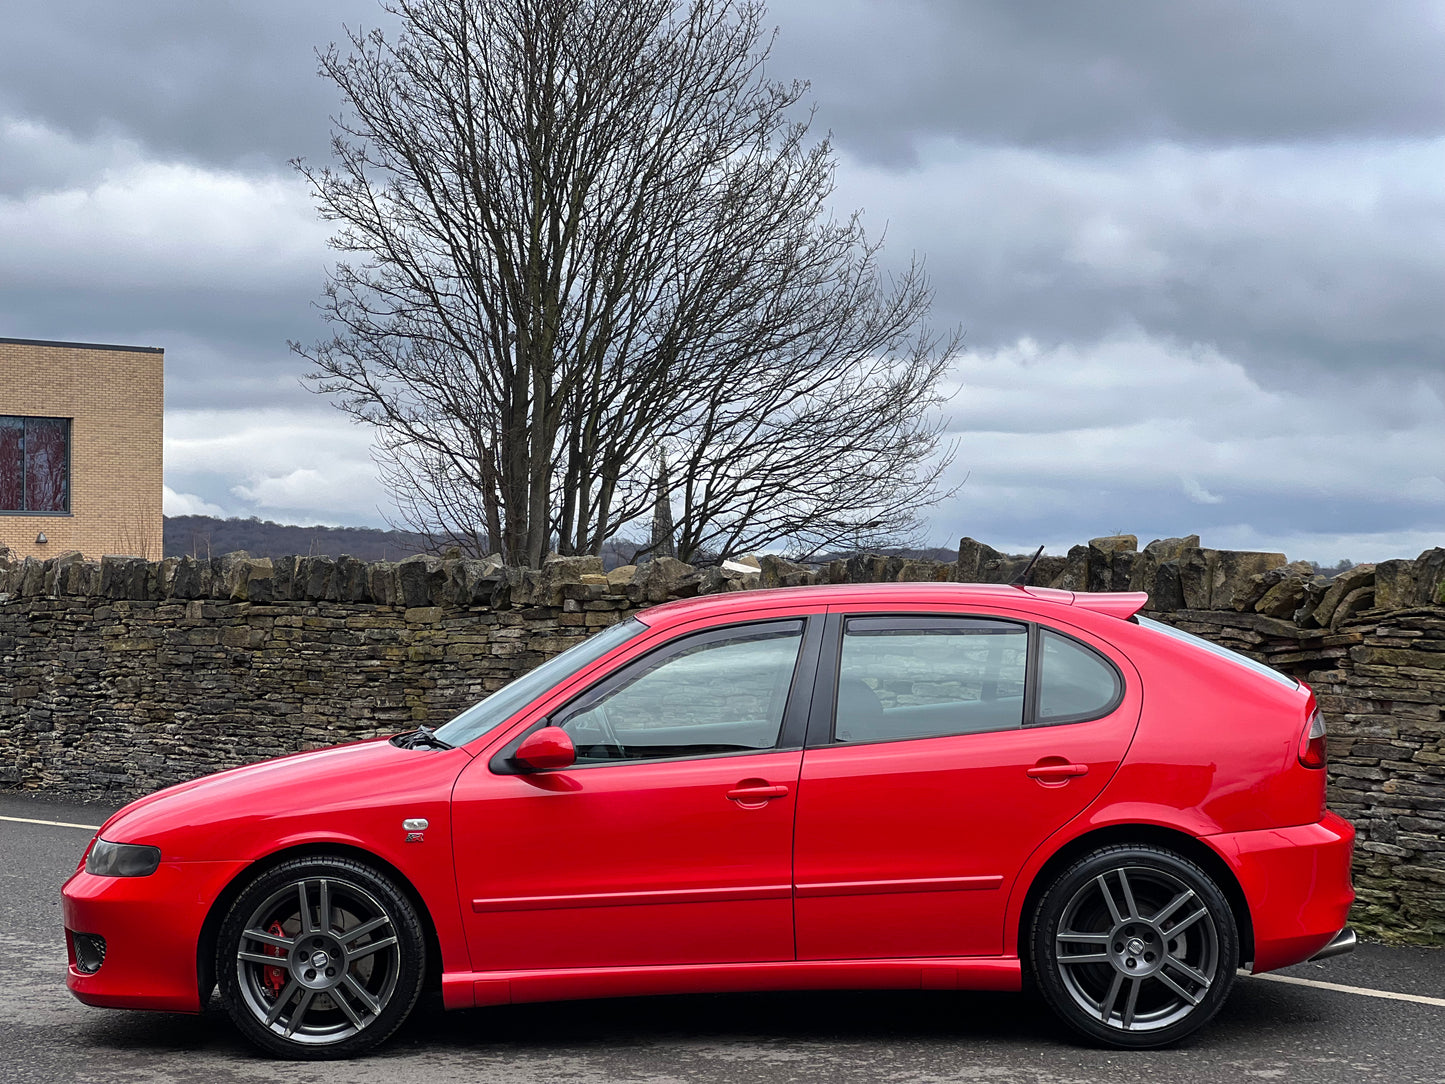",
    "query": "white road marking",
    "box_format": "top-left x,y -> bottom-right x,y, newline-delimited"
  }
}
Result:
0,814 -> 101,831
1248,971 -> 1445,1008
